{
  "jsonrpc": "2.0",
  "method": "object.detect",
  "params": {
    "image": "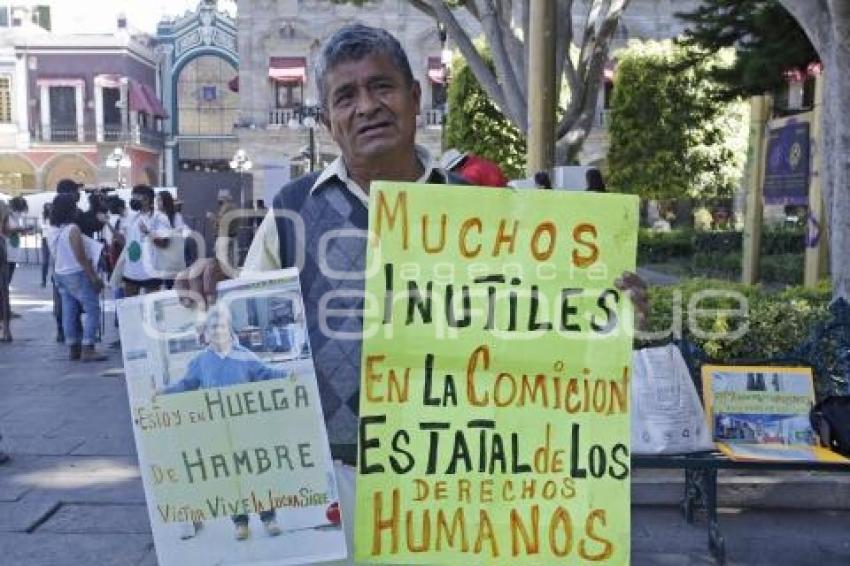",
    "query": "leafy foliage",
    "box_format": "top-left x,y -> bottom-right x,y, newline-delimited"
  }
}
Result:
444,55 -> 527,179
644,279 -> 831,362
607,41 -> 748,201
676,0 -> 818,100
